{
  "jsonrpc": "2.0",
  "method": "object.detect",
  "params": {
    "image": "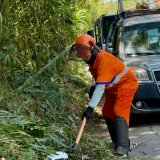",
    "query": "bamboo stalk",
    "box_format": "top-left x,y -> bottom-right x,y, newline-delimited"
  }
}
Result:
0,45 -> 72,102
